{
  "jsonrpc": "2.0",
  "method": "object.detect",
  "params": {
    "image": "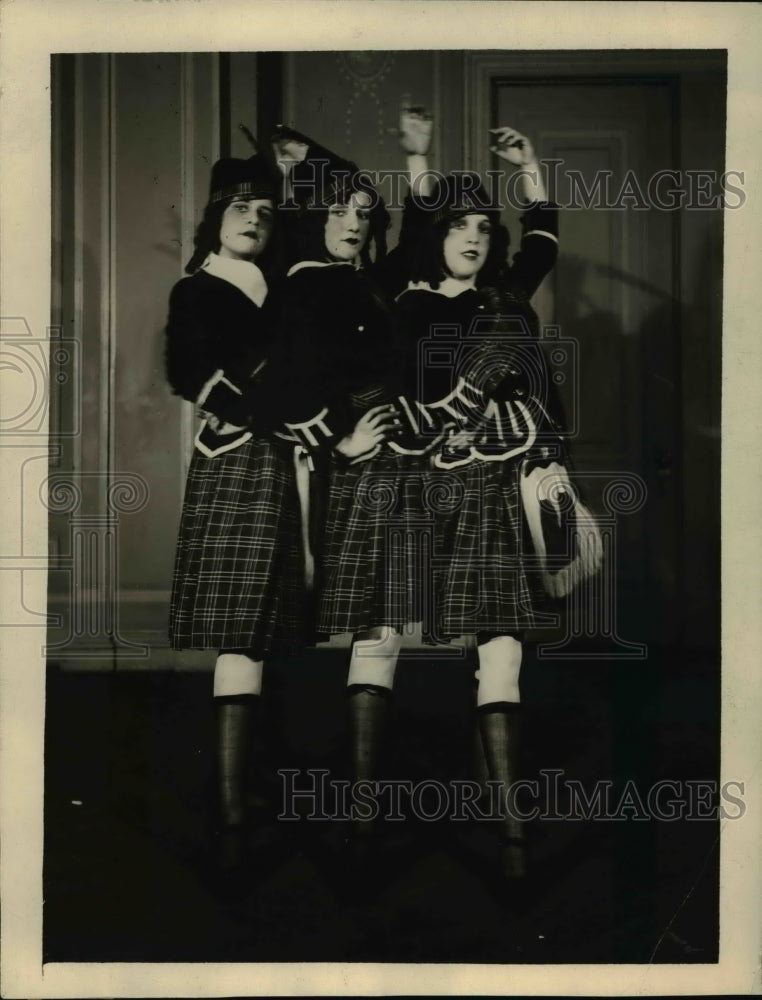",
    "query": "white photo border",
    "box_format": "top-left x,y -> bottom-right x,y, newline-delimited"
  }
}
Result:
1,0 -> 761,996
